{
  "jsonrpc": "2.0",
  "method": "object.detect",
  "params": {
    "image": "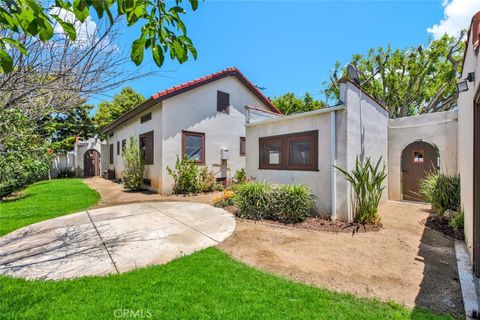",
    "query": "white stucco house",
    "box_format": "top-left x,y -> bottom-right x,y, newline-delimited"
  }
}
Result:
457,11 -> 480,277
92,67 -> 281,193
